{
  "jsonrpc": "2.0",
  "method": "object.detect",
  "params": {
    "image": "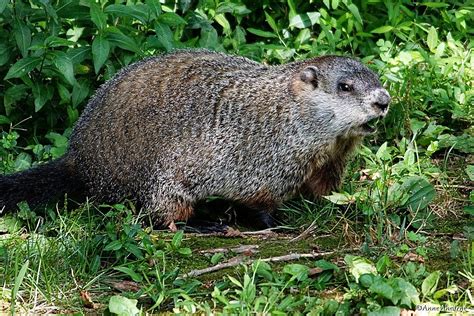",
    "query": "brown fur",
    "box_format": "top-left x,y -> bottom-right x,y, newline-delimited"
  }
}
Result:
0,50 -> 390,227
